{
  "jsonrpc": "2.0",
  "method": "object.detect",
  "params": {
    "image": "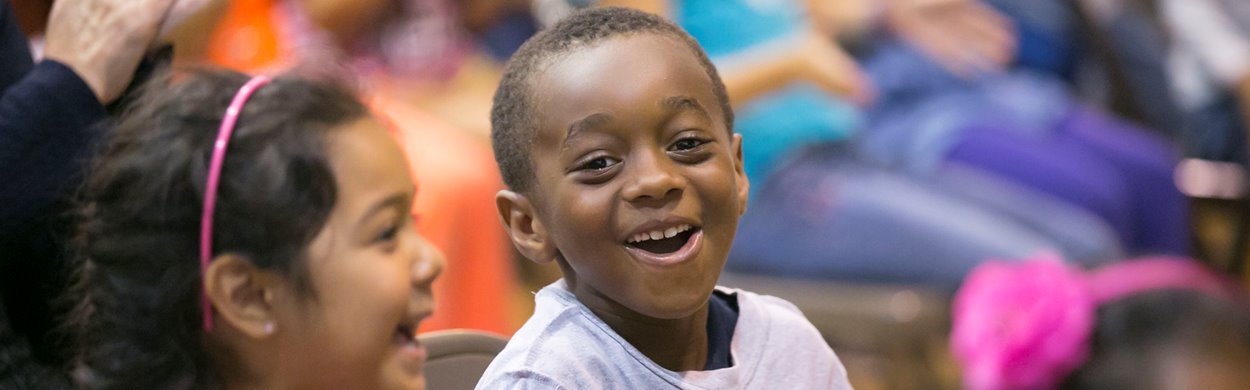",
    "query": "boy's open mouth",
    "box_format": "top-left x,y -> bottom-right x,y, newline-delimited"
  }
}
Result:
625,224 -> 698,254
